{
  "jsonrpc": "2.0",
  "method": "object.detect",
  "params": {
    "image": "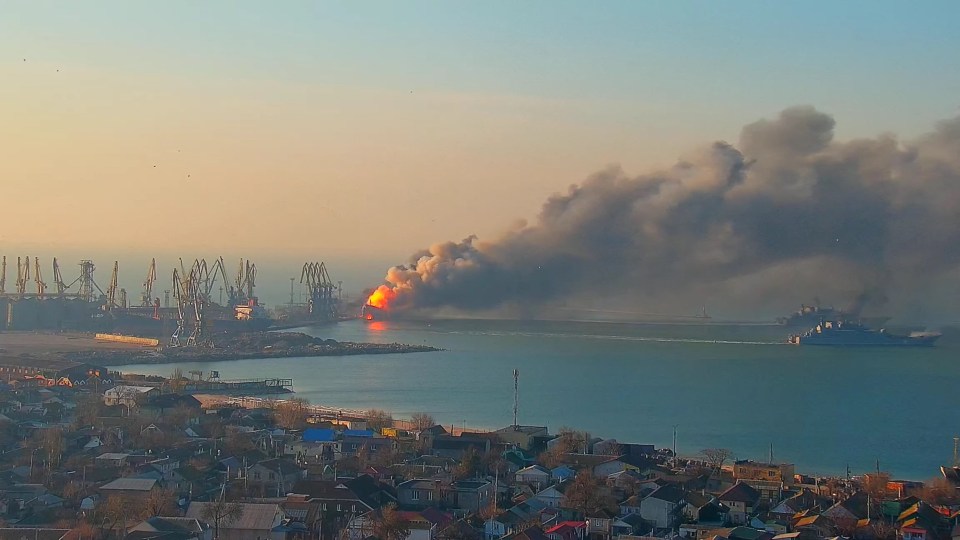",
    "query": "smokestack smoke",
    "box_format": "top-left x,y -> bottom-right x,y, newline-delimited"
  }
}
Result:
374,106 -> 960,320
